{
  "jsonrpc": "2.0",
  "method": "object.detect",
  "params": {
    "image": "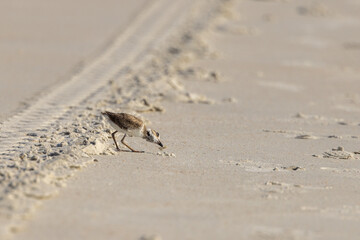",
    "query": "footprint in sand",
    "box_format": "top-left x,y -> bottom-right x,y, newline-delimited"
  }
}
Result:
314,146 -> 360,160
295,134 -> 318,140
260,181 -> 331,200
